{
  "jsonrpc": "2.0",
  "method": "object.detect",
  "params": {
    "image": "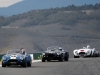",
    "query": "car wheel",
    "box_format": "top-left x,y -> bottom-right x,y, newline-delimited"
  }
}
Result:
93,53 -> 96,57
65,57 -> 68,61
65,56 -> 69,61
90,51 -> 93,57
2,63 -> 6,67
42,57 -> 45,62
95,53 -> 99,57
74,55 -> 79,58
98,53 -> 100,57
28,61 -> 32,67
59,55 -> 63,62
23,58 -> 27,67
65,53 -> 69,61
